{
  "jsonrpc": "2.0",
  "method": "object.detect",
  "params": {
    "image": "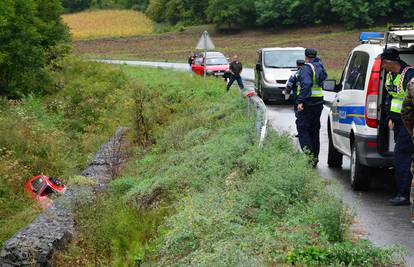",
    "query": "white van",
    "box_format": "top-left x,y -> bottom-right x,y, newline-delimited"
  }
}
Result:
255,47 -> 305,103
323,26 -> 414,190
